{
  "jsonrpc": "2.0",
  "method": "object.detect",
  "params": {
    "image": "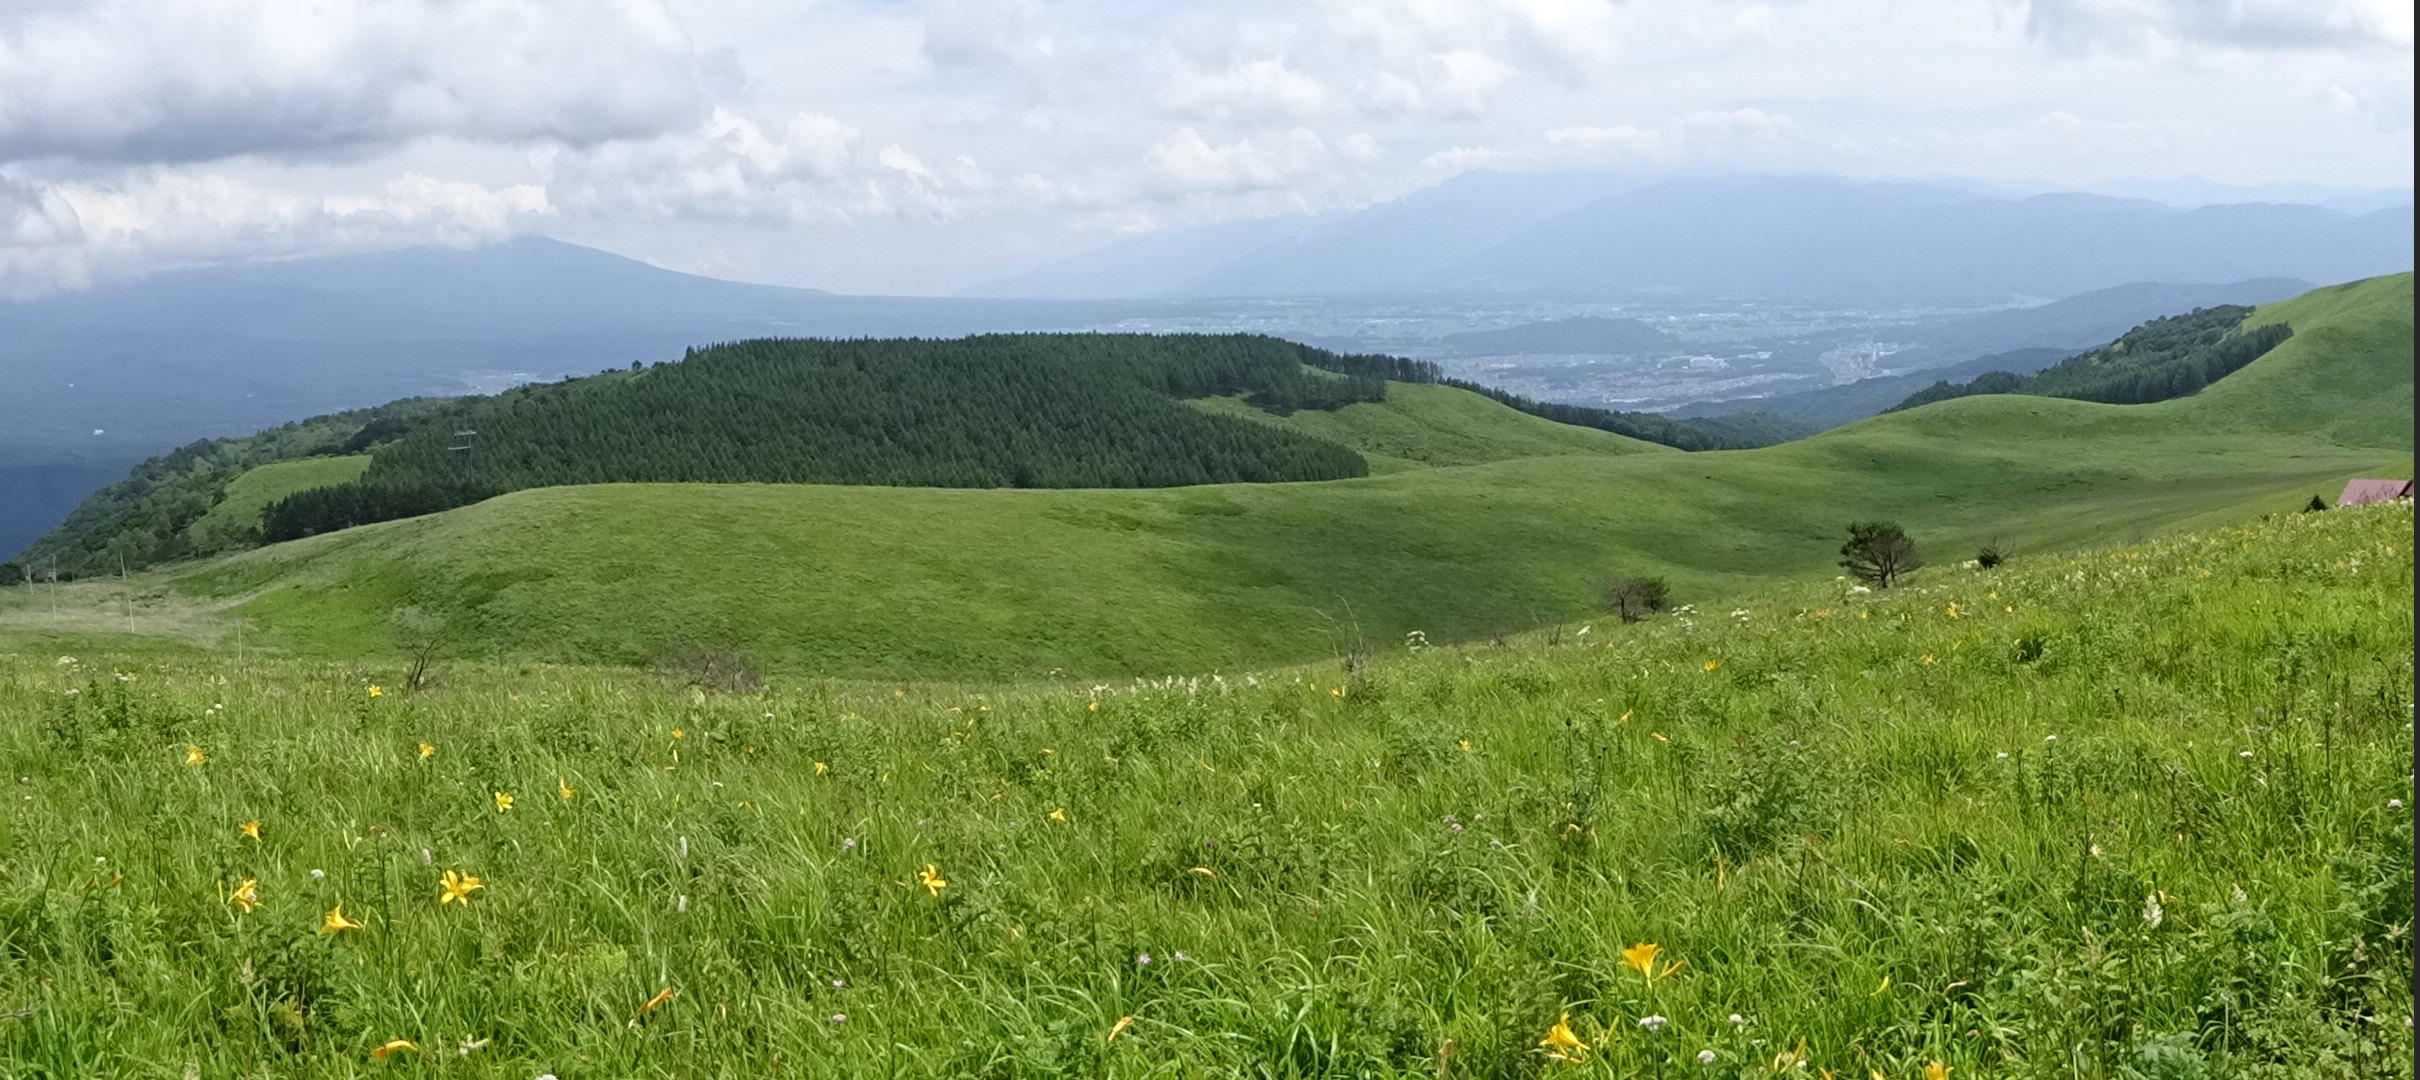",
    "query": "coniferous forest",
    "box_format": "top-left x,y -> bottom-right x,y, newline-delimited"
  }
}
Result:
1891,306 -> 2295,412
261,335 -> 1396,541
22,333 -> 1780,574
